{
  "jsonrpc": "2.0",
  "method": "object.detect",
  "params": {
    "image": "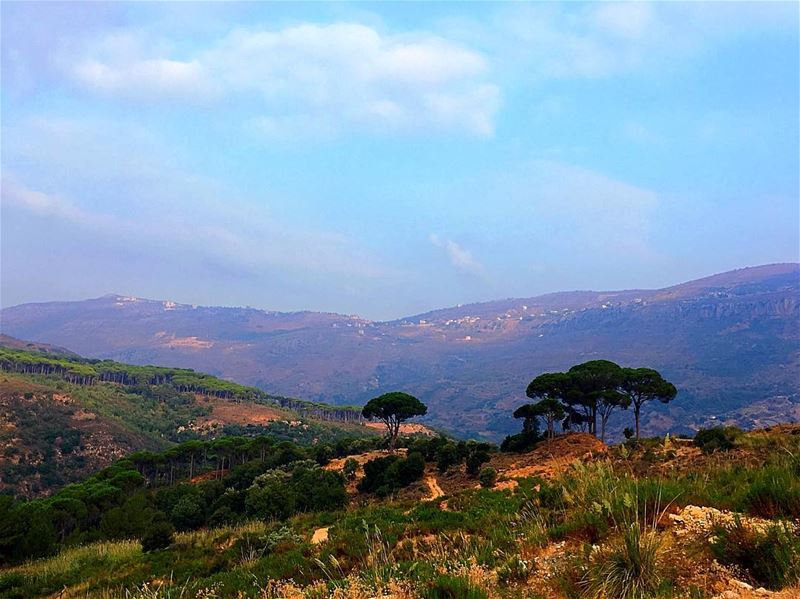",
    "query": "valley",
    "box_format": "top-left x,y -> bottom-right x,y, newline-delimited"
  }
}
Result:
2,263 -> 797,440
